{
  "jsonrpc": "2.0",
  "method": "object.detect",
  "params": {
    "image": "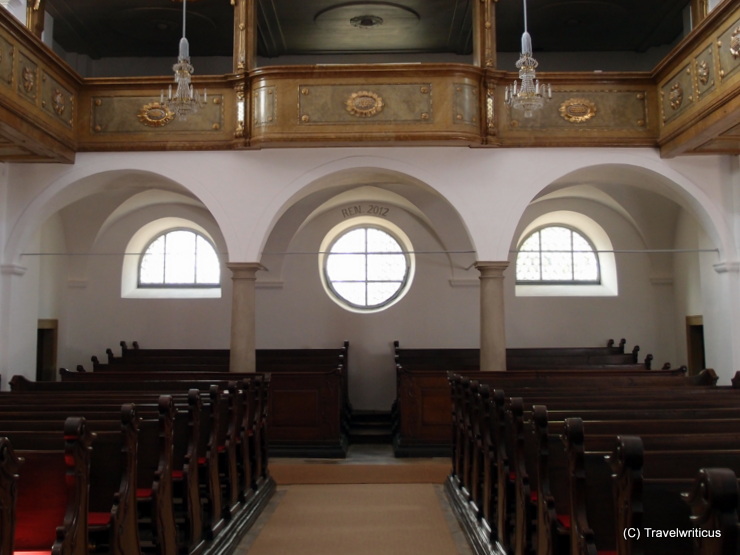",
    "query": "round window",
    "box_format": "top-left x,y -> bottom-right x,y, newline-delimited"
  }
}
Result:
320,222 -> 414,313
